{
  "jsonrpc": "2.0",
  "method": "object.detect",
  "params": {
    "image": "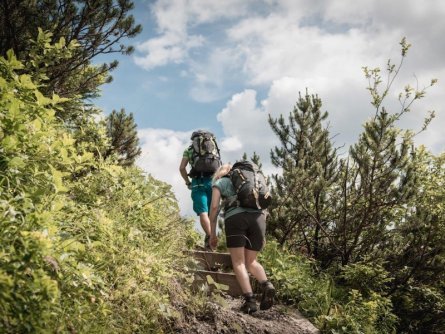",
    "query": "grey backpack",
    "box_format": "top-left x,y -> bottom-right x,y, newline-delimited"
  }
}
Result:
227,161 -> 271,209
189,130 -> 221,177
